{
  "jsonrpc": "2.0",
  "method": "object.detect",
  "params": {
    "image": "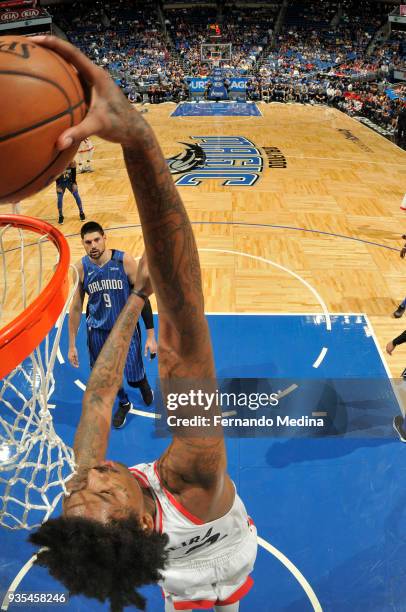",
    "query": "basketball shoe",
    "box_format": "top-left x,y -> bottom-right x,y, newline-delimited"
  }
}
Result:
393,415 -> 406,443
393,304 -> 405,318
113,401 -> 132,429
139,377 -> 154,406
